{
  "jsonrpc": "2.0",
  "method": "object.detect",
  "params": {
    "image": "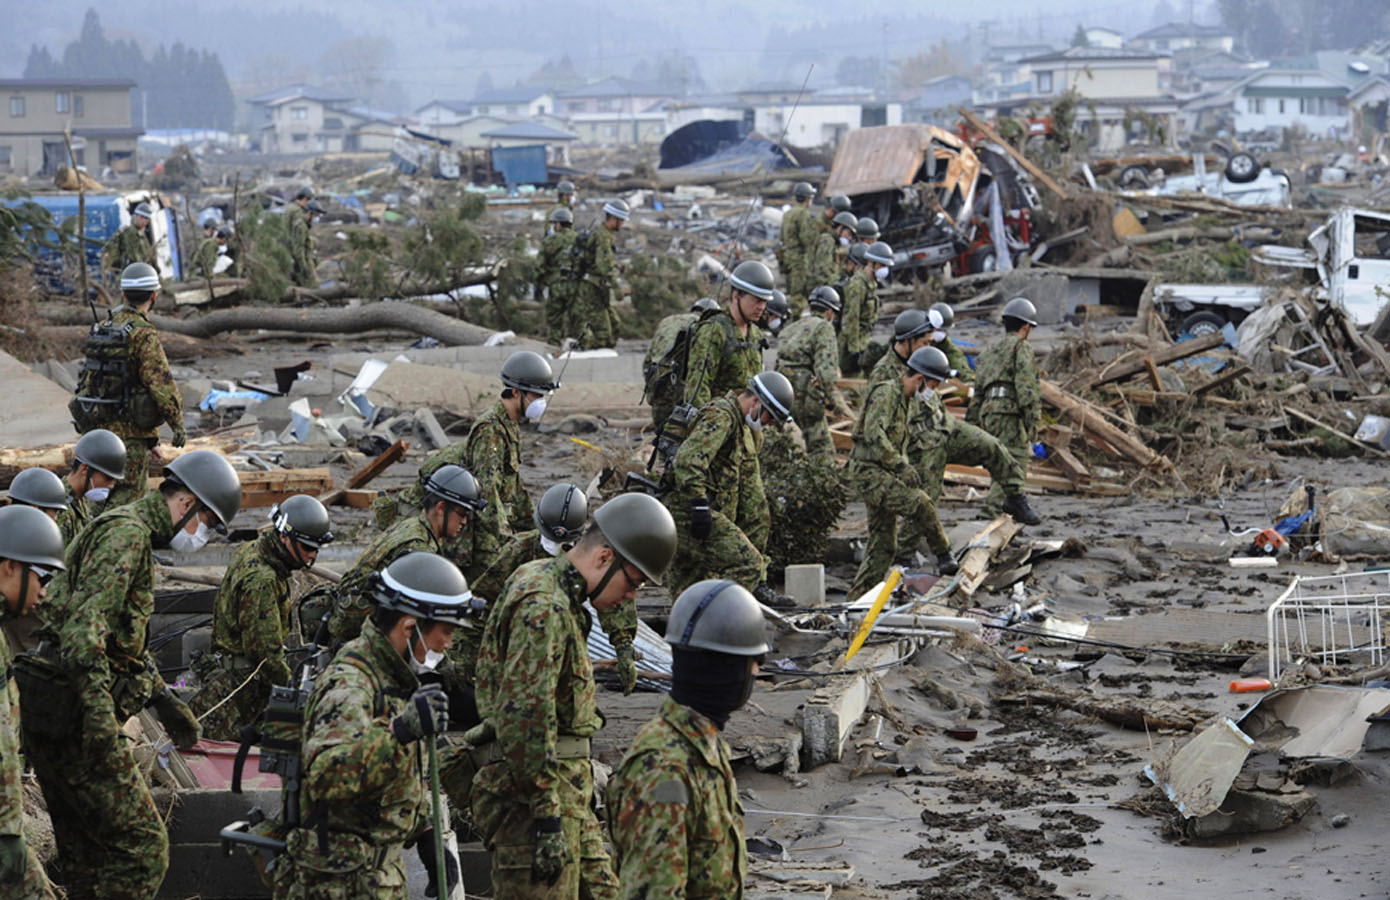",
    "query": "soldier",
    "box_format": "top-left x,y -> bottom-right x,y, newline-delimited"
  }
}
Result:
188,494 -> 334,741
967,297 -> 1042,514
23,450 -> 239,899
677,260 -> 773,414
811,194 -> 852,239
838,242 -> 875,375
775,285 -> 853,465
552,180 -> 576,218
7,469 -> 67,523
272,552 -> 471,900
471,492 -> 677,900
778,182 -> 816,316
328,465 -> 486,648
58,429 -> 126,548
644,297 -> 719,428
70,262 -> 186,508
285,188 -> 319,288
608,579 -> 767,899
856,216 -> 880,244
847,347 -> 958,599
764,289 -> 789,338
930,302 -> 972,381
0,506 -> 65,900
536,207 -> 578,344
571,199 -> 627,349
805,210 -> 858,295
666,372 -> 795,607
193,220 -> 217,280
100,201 -> 157,283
